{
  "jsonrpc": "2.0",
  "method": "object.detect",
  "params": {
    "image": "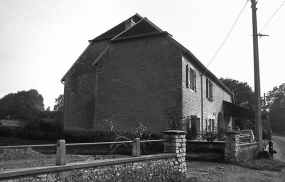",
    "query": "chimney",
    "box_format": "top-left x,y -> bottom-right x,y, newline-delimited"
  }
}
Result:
125,18 -> 135,30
